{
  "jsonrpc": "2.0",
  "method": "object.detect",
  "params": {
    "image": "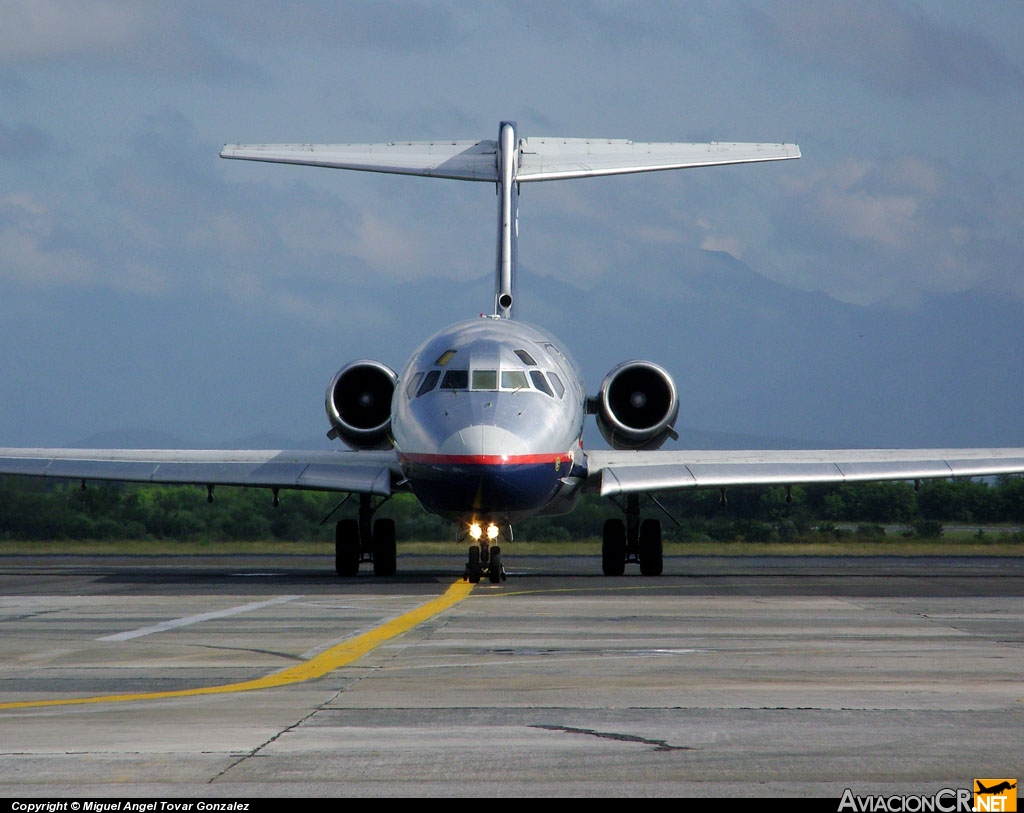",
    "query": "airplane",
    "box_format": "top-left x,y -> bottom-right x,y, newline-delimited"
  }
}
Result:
2,121 -> 1024,582
976,781 -> 1016,795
